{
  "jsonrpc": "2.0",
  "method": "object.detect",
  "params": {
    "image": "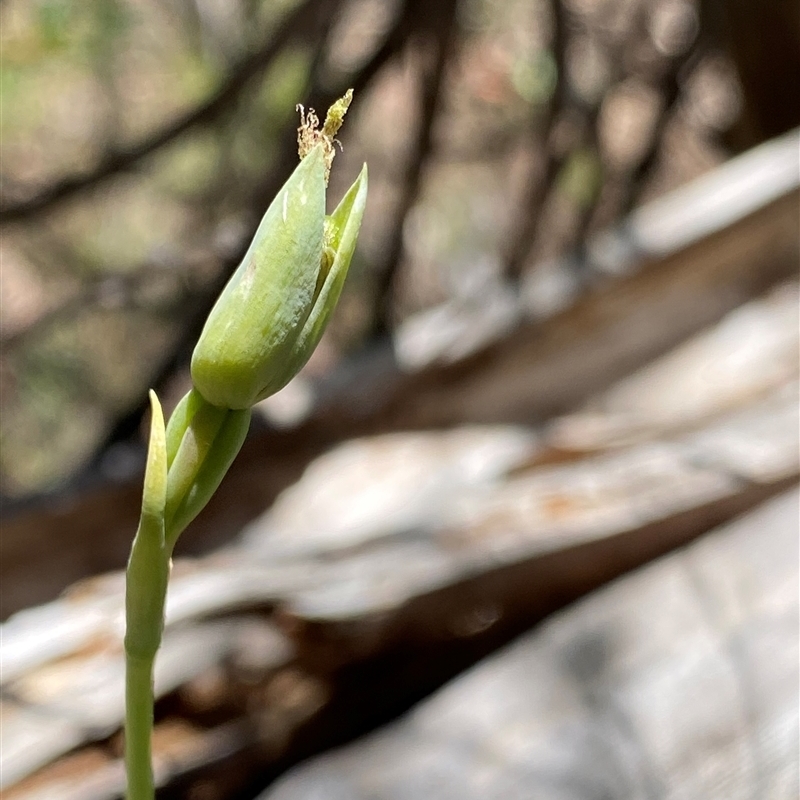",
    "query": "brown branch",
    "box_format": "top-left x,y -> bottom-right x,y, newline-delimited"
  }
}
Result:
571,34 -> 705,255
0,0 -> 332,225
506,0 -> 663,281
617,42 -> 706,217
343,2 -> 415,98
369,0 -> 461,337
0,262 -> 197,350
503,0 -> 569,282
